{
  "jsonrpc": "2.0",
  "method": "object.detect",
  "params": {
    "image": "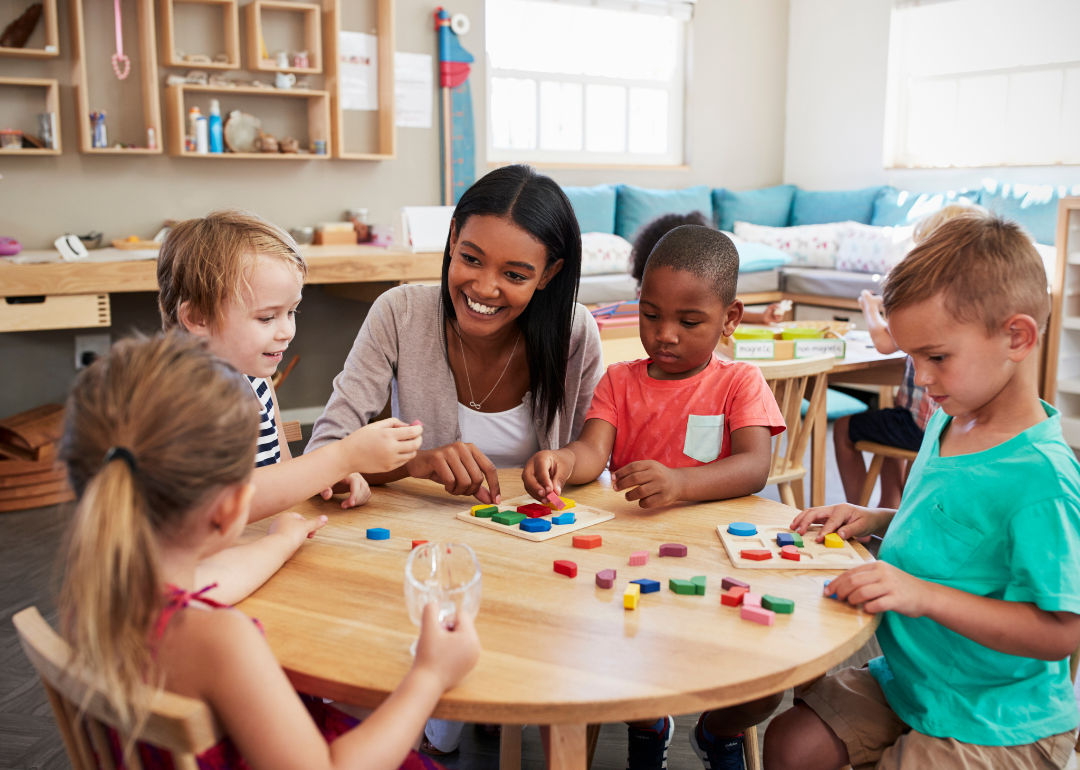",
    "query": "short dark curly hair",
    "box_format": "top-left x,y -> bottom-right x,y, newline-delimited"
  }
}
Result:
629,211 -> 715,284
644,225 -> 740,306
